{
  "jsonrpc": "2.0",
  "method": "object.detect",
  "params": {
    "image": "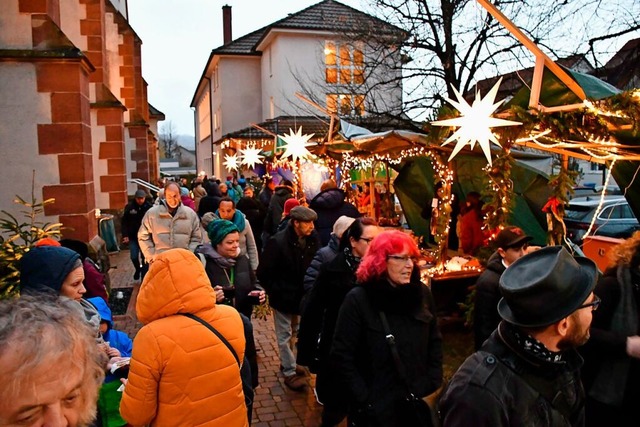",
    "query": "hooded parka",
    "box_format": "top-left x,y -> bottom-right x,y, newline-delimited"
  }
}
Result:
120,249 -> 247,427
